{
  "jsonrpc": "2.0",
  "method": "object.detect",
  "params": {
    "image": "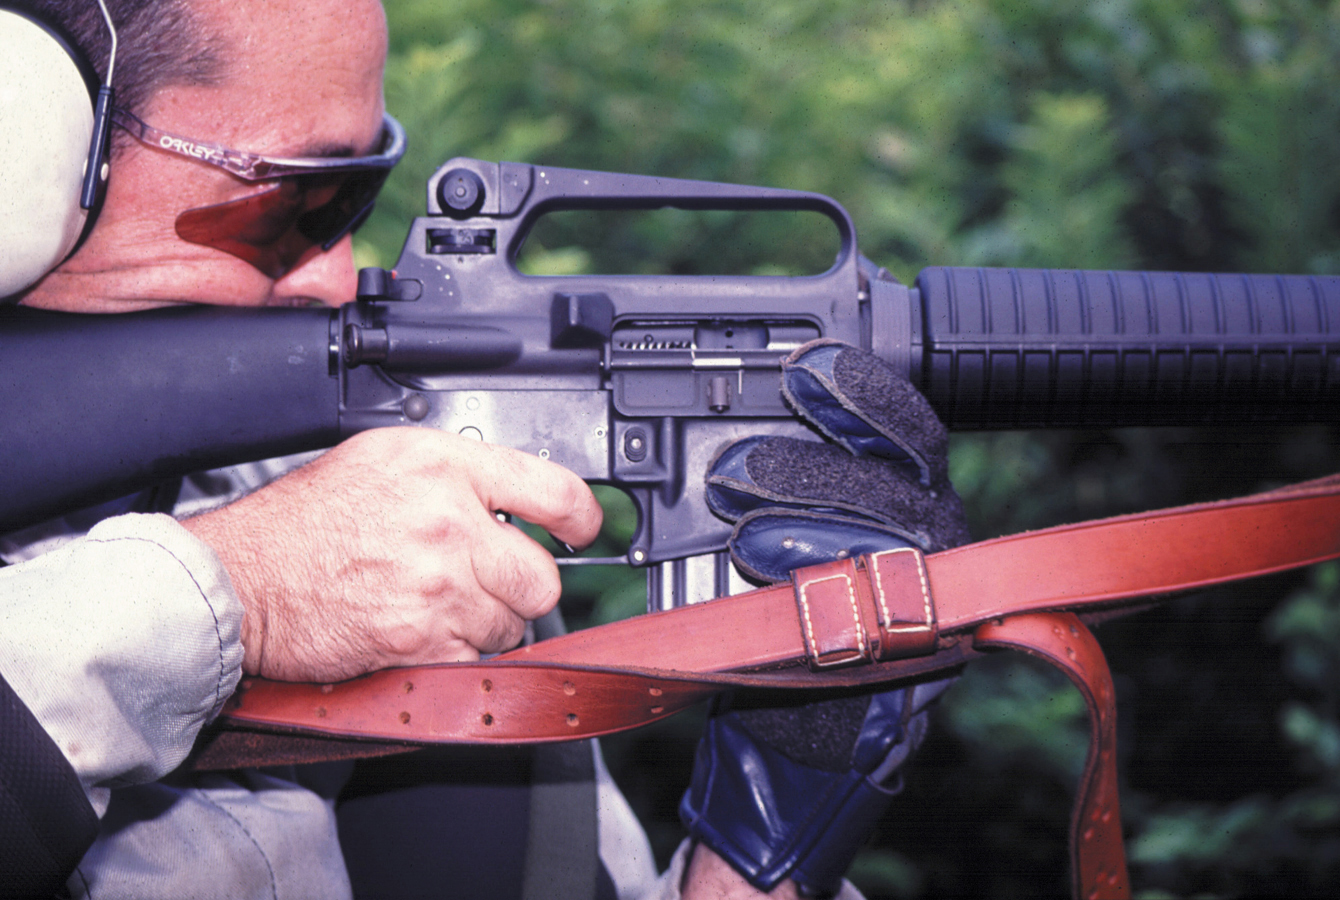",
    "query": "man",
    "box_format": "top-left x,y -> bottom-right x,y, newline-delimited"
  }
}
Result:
2,0 -> 639,895
3,1 -> 949,896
